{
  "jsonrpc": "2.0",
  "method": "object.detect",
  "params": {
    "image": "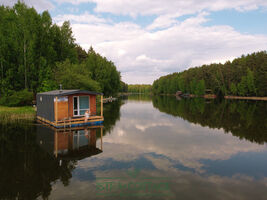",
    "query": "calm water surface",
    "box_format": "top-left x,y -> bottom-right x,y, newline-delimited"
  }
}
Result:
1,95 -> 267,200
